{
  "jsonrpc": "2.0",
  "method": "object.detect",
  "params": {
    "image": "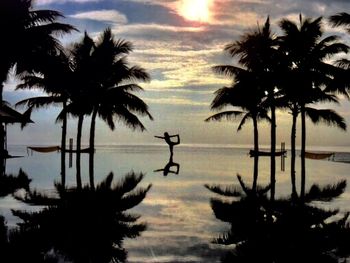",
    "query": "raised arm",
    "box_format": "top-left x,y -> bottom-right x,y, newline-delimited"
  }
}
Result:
154,135 -> 164,139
